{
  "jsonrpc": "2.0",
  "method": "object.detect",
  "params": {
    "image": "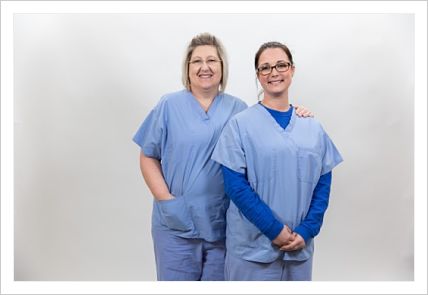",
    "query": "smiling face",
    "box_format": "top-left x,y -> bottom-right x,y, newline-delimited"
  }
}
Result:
256,47 -> 295,99
188,45 -> 222,94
